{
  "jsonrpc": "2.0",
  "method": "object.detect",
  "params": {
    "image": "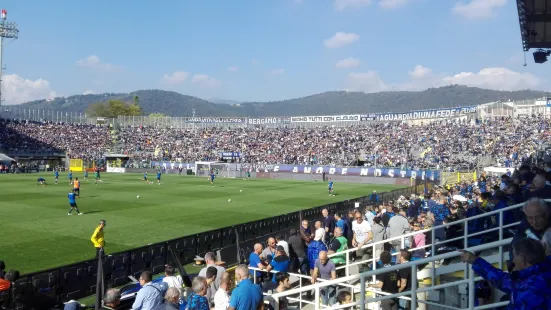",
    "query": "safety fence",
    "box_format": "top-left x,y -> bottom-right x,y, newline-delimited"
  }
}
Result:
0,180 -> 431,309
263,199 -> 542,310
